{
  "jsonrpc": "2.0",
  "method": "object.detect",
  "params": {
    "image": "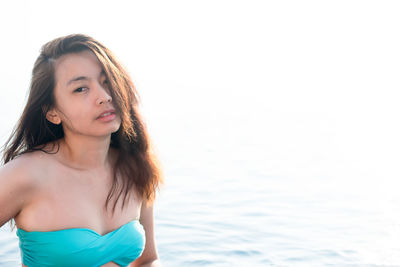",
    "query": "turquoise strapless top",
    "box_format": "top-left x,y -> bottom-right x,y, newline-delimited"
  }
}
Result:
16,219 -> 146,267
